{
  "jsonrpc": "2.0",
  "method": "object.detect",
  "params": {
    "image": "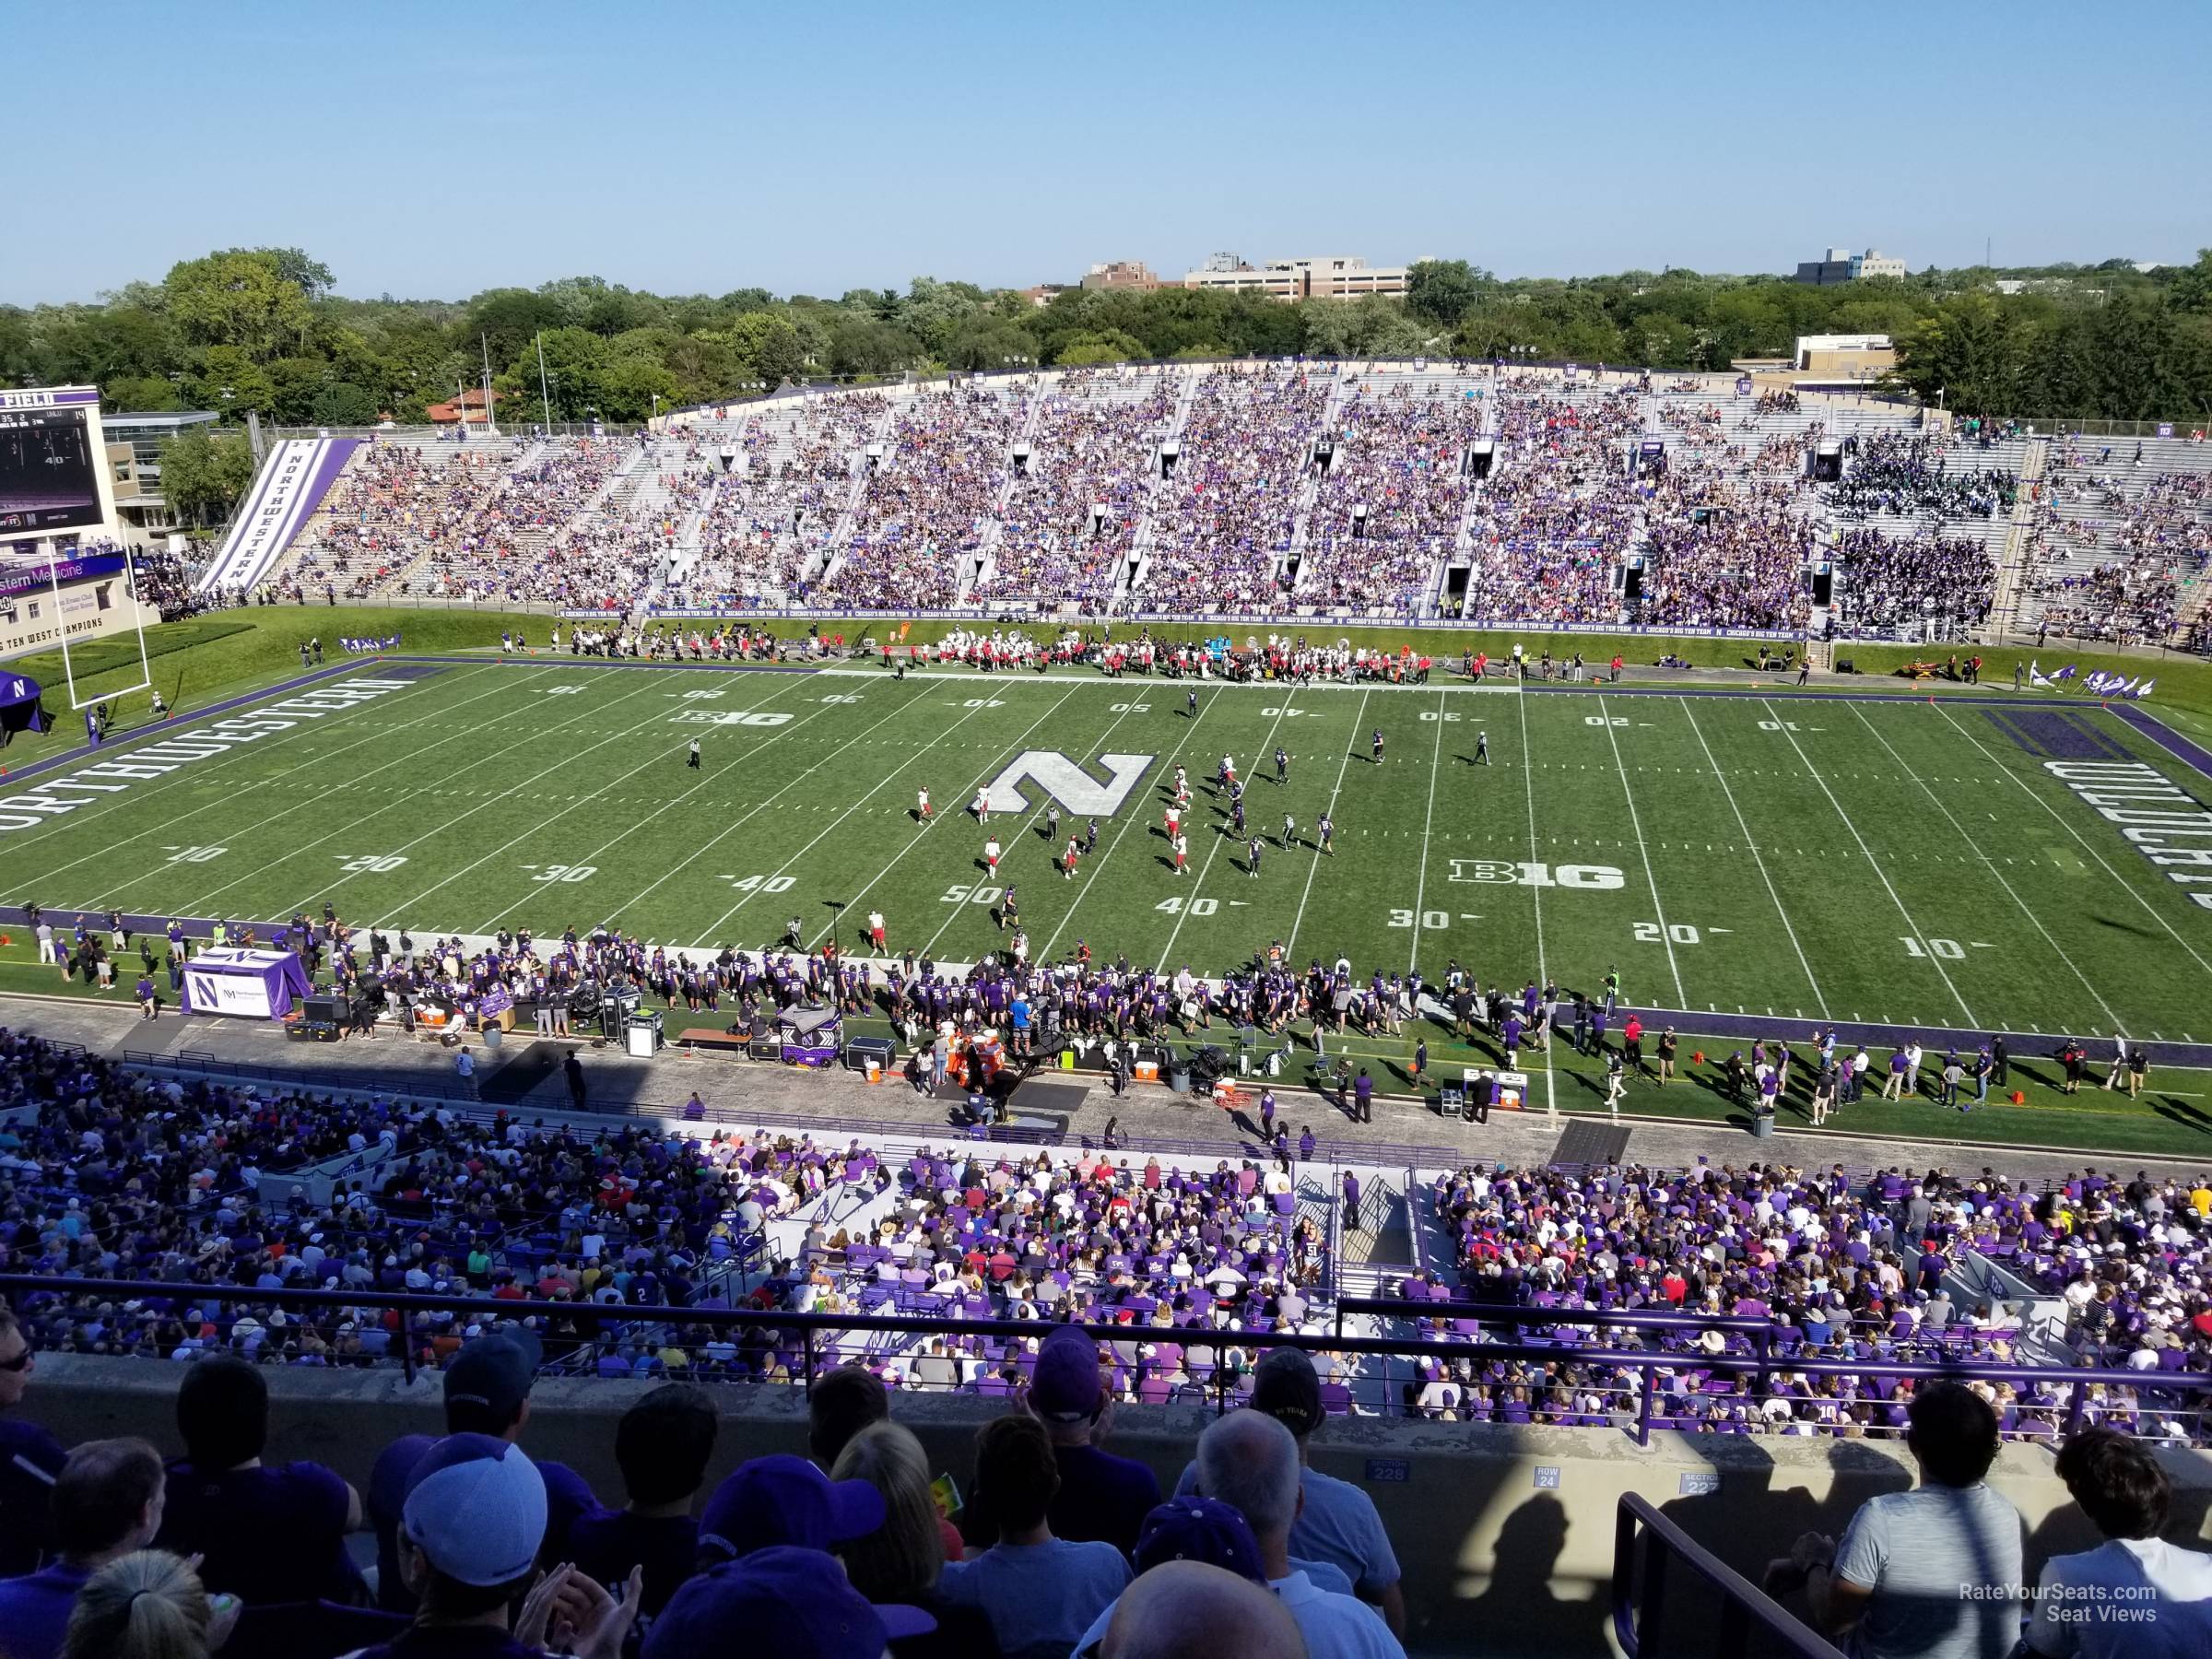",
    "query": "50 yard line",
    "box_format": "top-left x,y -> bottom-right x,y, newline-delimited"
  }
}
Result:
1596,693 -> 1686,1006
